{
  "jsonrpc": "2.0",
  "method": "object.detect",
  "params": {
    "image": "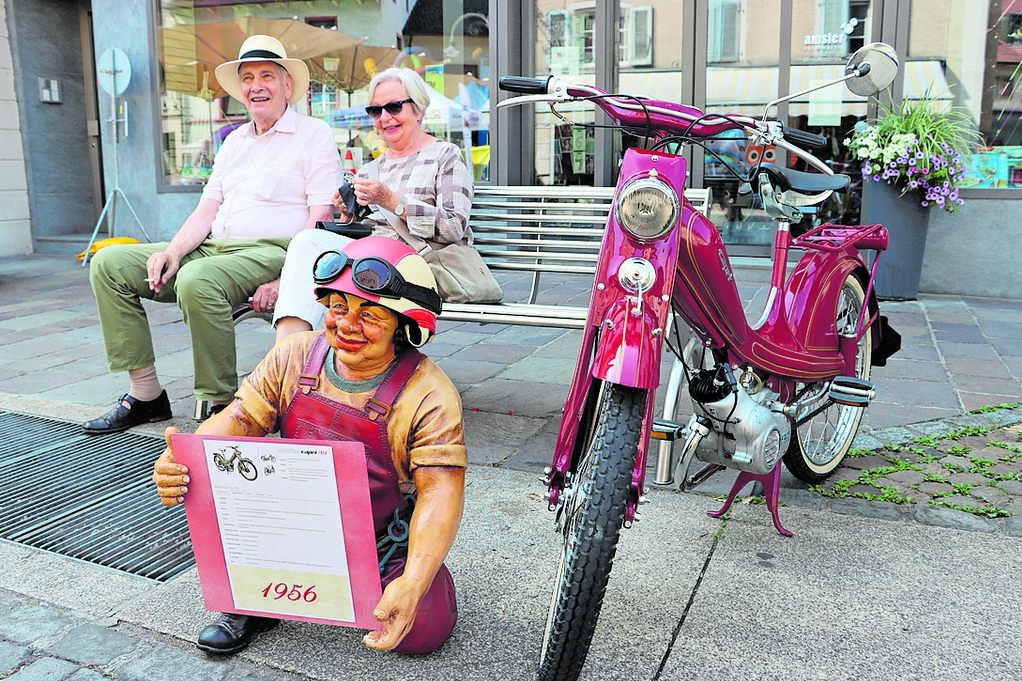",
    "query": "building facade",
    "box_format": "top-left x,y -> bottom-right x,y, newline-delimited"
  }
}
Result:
2,0 -> 1019,296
